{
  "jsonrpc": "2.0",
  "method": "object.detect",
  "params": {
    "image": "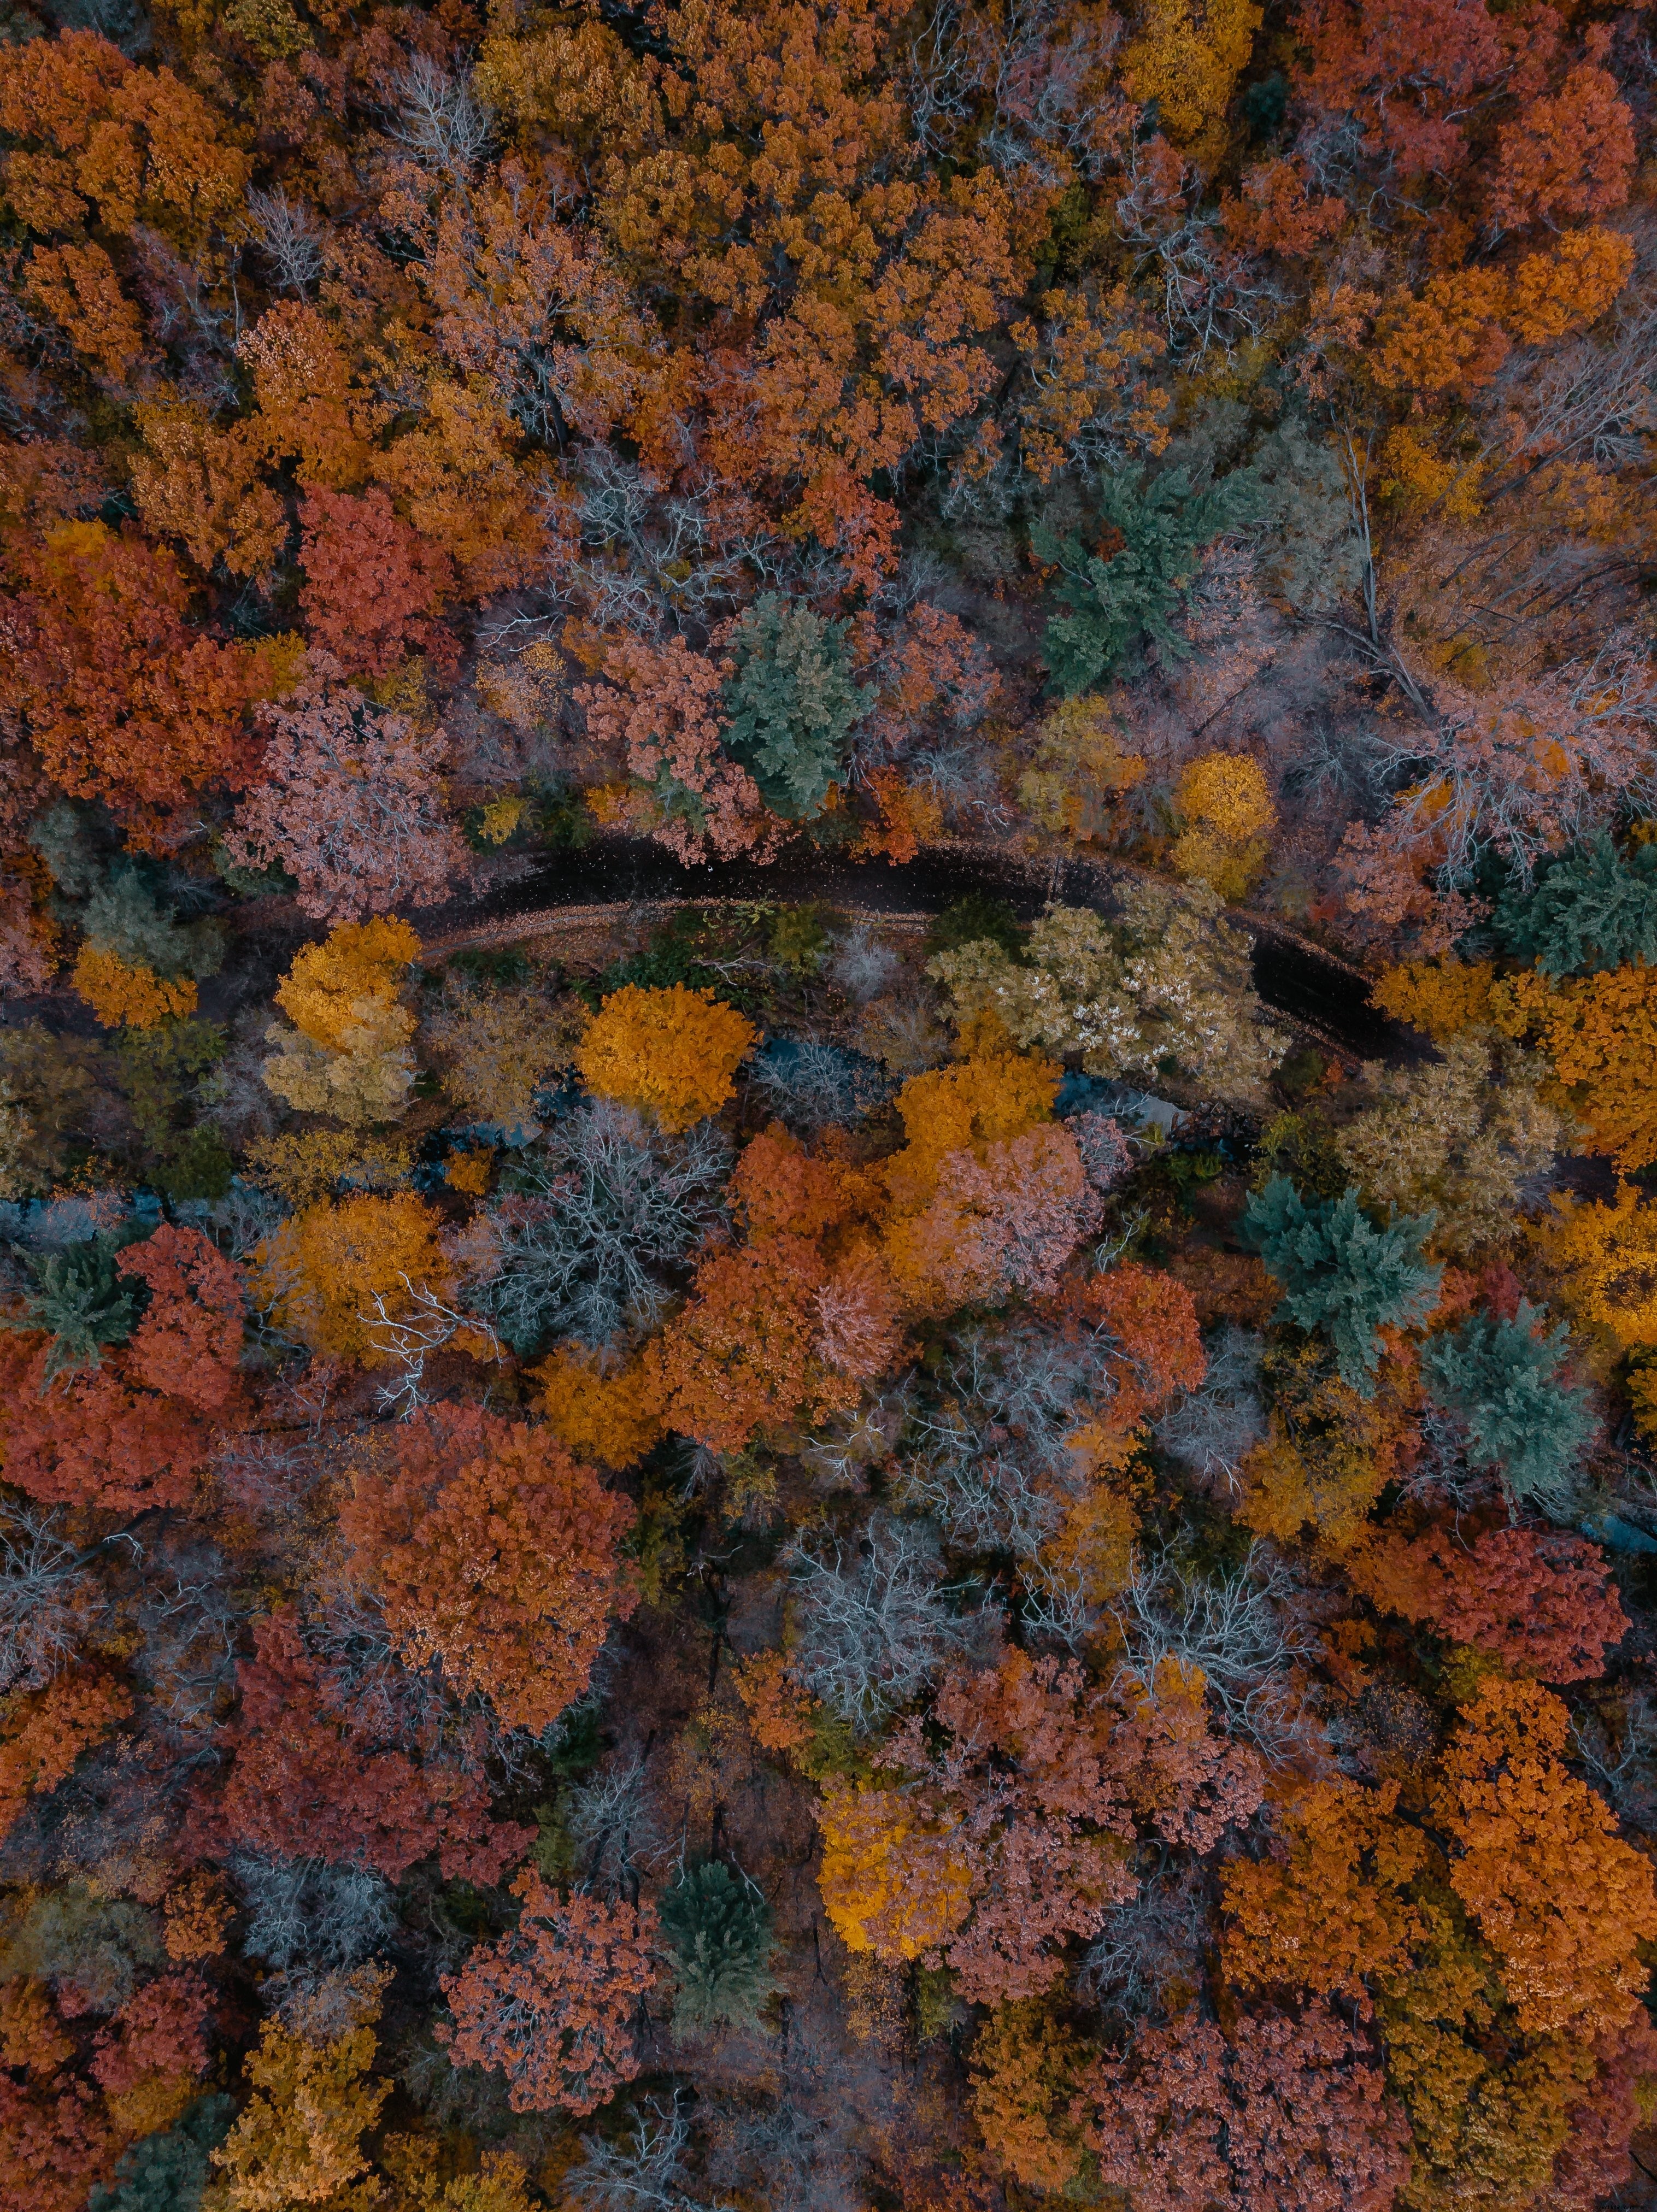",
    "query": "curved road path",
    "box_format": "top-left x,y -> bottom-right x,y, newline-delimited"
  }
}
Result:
420,834 -> 1415,1067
